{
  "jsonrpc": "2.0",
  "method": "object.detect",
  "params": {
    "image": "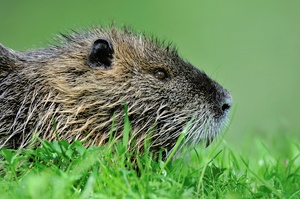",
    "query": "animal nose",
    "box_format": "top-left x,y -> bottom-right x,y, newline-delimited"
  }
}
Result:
212,81 -> 232,114
221,94 -> 232,112
220,91 -> 232,113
